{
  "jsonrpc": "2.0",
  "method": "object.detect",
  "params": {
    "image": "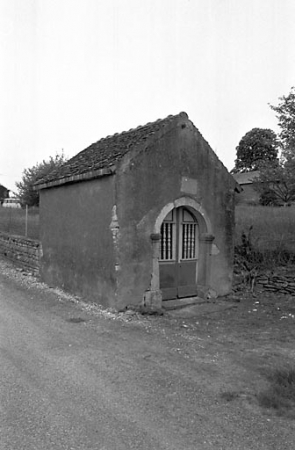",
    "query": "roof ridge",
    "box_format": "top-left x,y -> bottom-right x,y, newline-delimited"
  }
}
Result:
93,112 -> 188,145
